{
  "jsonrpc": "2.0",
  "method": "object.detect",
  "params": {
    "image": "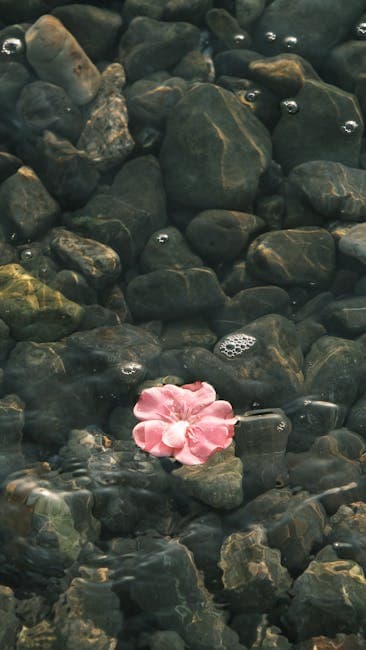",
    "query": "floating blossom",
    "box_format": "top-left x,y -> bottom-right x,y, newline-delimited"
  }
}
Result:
132,381 -> 237,465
